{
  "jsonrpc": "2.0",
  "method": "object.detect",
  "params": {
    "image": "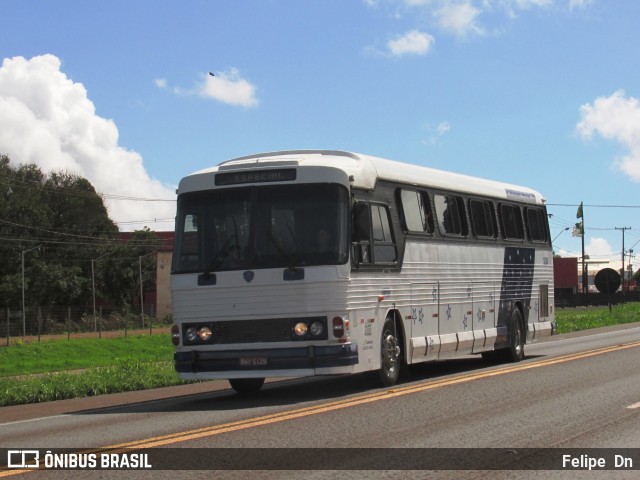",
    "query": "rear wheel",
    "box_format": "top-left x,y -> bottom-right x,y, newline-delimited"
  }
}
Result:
501,309 -> 525,362
229,377 -> 265,395
379,318 -> 401,387
482,309 -> 525,363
